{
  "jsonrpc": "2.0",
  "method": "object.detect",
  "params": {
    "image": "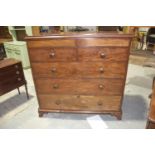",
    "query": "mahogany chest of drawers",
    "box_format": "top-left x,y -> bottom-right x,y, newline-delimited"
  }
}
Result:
26,32 -> 133,119
0,58 -> 29,98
